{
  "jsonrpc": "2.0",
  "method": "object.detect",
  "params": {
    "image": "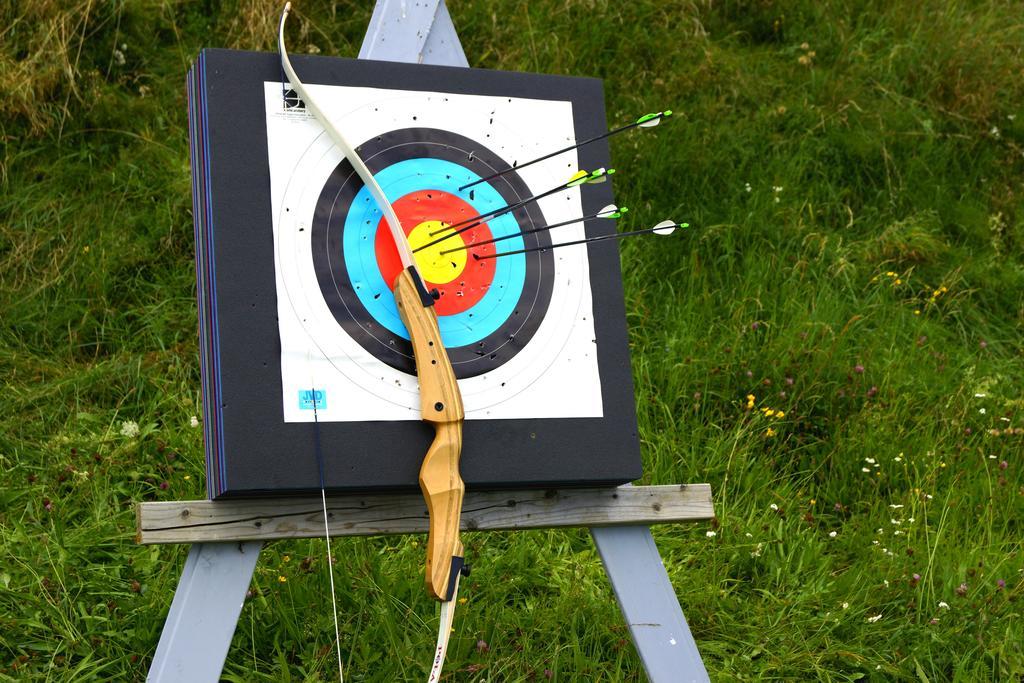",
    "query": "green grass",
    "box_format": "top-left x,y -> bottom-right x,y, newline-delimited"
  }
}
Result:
2,0 -> 1023,680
